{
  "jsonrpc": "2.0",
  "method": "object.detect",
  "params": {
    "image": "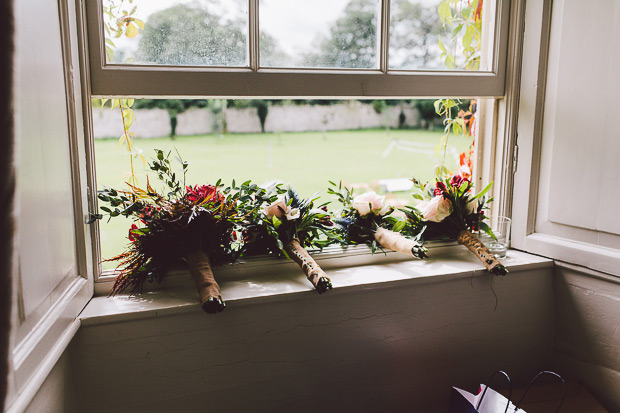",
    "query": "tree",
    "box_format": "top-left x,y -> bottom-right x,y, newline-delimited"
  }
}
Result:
135,4 -> 247,66
389,0 -> 444,69
303,0 -> 378,69
136,3 -> 286,68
